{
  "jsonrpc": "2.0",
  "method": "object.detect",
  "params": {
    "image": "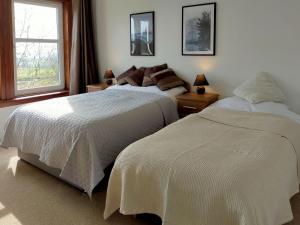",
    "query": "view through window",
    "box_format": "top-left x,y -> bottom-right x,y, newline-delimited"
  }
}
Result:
13,0 -> 64,95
